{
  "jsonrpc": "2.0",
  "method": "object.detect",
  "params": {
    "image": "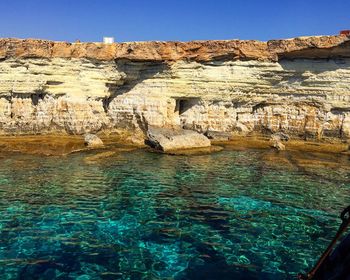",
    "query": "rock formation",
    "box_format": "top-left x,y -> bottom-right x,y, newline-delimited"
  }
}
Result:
270,133 -> 289,151
147,126 -> 211,152
0,35 -> 349,143
84,133 -> 103,148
